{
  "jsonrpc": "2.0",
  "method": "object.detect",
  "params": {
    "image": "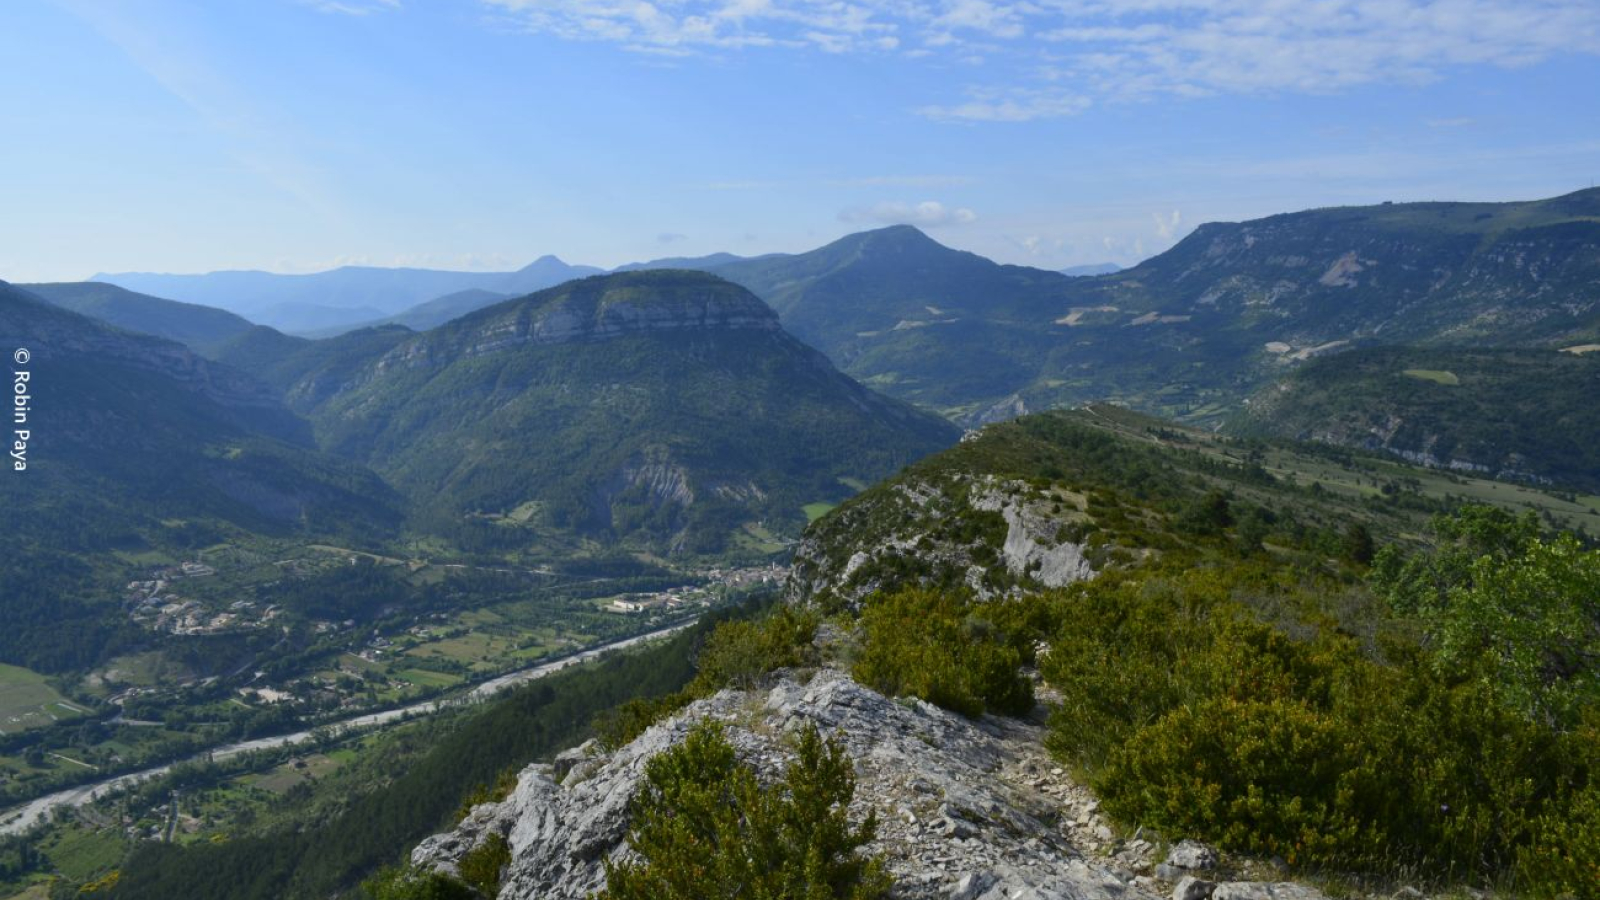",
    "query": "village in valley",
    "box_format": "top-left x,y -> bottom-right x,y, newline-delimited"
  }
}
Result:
1,540 -> 787,812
